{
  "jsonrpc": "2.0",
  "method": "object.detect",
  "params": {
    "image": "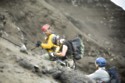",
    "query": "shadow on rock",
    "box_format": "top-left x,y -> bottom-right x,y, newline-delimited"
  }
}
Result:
17,58 -> 34,70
